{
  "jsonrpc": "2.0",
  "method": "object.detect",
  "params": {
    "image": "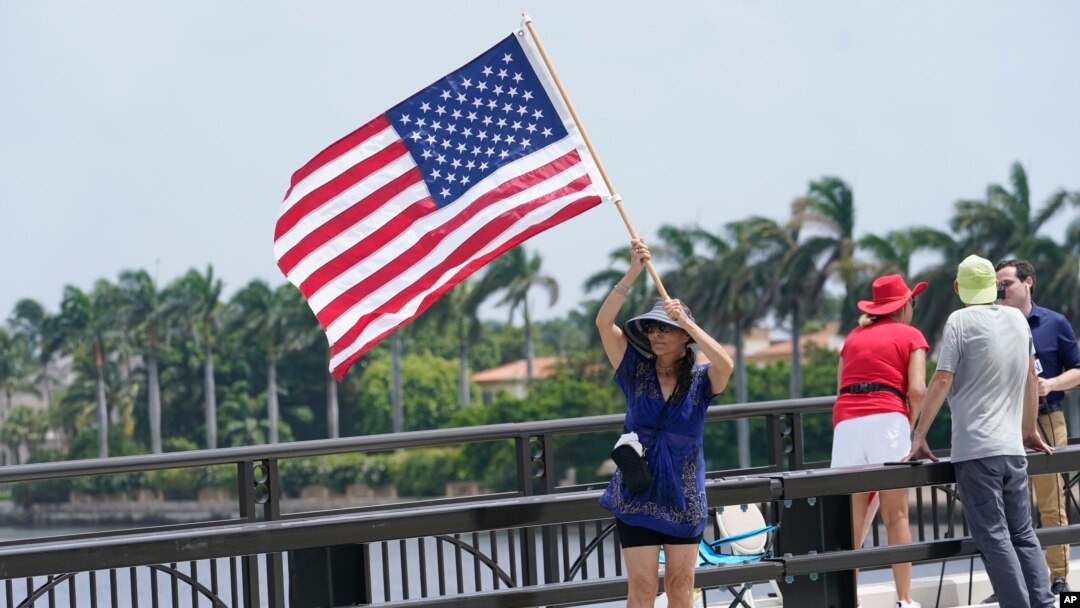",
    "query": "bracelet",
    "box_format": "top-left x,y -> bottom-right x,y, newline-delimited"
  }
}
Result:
613,283 -> 630,295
